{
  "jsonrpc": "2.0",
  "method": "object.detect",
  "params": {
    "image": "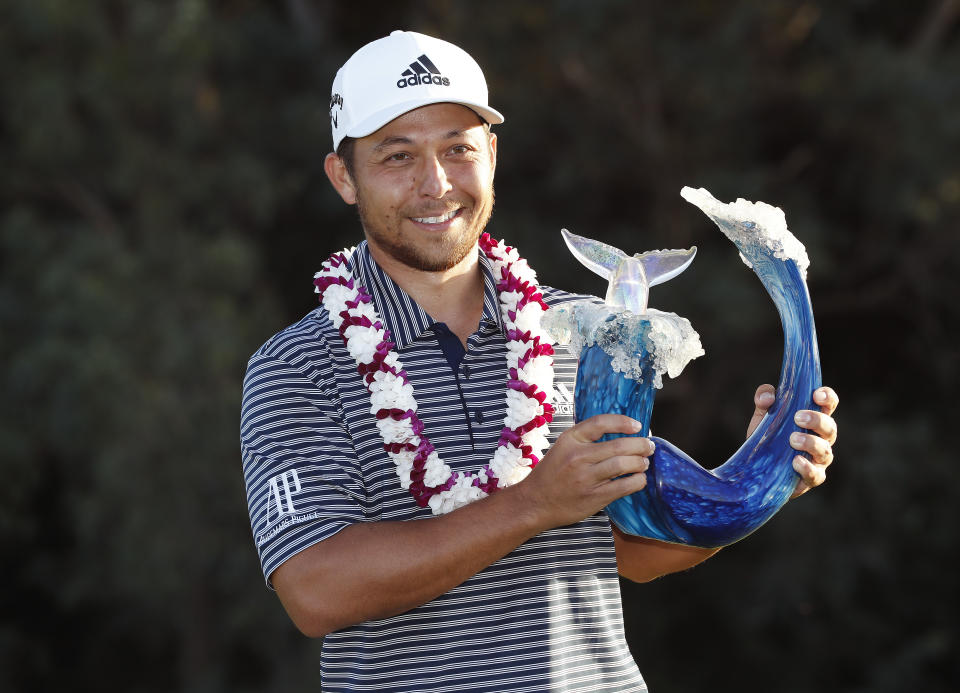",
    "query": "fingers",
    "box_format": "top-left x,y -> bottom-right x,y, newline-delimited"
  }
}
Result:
790,456 -> 826,498
592,432 -> 655,459
754,384 -> 776,411
571,414 -> 645,443
603,468 -> 650,497
789,427 -> 833,498
581,436 -> 653,502
747,384 -> 776,438
524,418 -> 654,528
552,416 -> 655,471
813,386 -> 839,416
752,386 -> 839,420
589,454 -> 650,504
789,387 -> 838,498
793,409 -> 838,445
564,429 -> 655,480
592,450 -> 651,482
790,431 -> 834,467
